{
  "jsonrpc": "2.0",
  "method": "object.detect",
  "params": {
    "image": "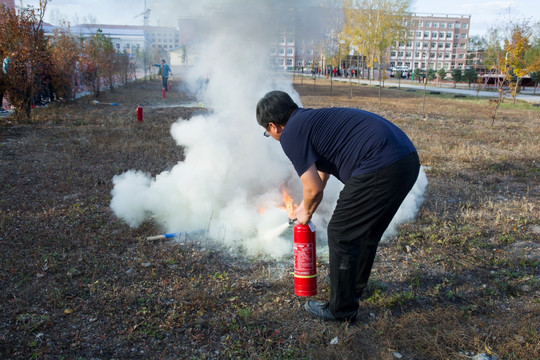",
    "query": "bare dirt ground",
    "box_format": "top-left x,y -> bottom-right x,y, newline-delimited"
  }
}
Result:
0,77 -> 539,359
